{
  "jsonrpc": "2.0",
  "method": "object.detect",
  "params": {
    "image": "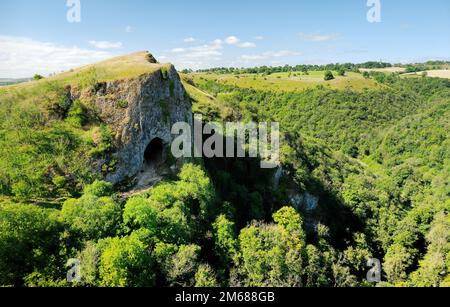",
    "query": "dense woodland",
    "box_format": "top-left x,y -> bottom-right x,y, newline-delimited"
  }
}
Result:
0,65 -> 449,287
